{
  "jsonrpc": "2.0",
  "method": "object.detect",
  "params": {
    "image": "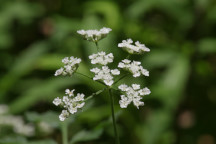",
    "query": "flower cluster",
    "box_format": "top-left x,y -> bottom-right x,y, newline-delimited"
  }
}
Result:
90,66 -> 120,86
54,56 -> 81,76
53,89 -> 85,121
0,104 -> 35,136
118,39 -> 150,54
53,27 -> 151,123
77,27 -> 112,42
118,84 -> 151,109
118,59 -> 149,77
89,51 -> 113,65
0,104 -> 8,115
